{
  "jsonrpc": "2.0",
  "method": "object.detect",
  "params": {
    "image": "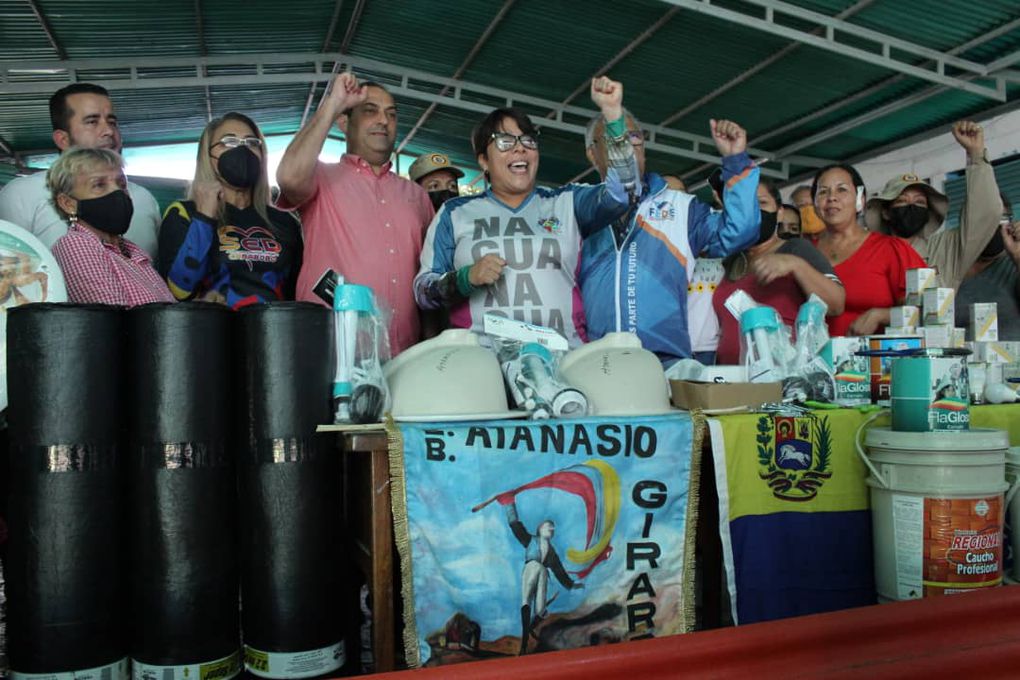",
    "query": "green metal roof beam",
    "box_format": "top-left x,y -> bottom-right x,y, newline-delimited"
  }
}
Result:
658,0 -> 876,127
395,0 -> 516,156
656,0 -> 1006,102
0,52 -> 831,173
